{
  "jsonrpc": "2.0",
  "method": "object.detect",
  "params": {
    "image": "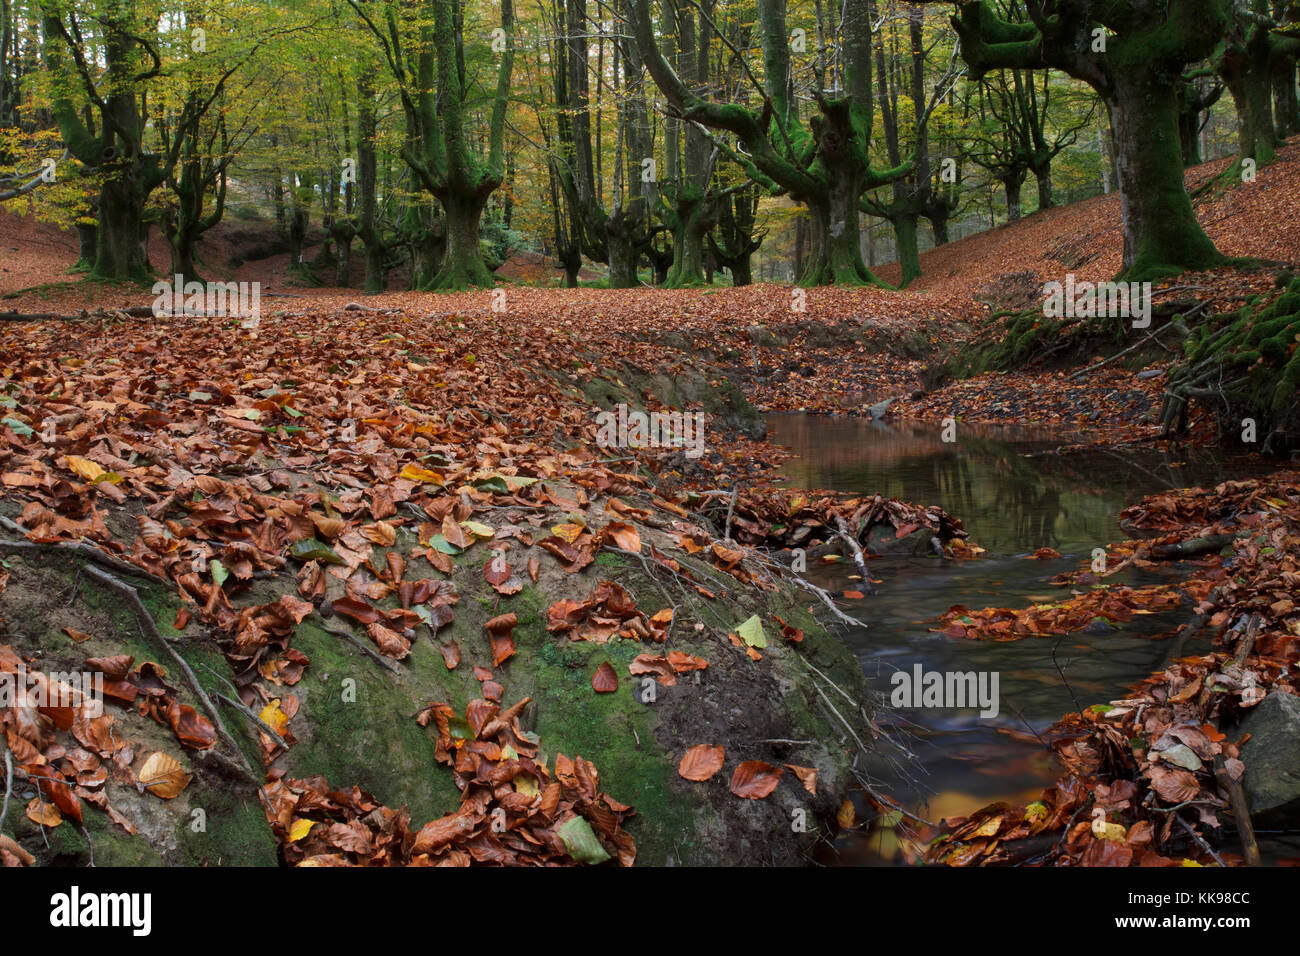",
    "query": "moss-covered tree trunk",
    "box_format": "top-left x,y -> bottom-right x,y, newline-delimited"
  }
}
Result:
1002,169 -> 1025,221
606,201 -> 645,287
369,0 -> 513,291
354,71 -> 387,294
892,214 -> 921,287
96,172 -> 150,279
1221,14 -> 1279,173
953,0 -> 1229,281
1108,70 -> 1225,279
1273,51 -> 1300,137
1033,164 -> 1053,210
436,192 -> 493,288
1106,71 -> 1225,278
631,0 -> 904,286
665,200 -> 709,286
